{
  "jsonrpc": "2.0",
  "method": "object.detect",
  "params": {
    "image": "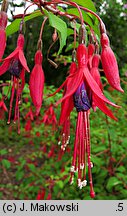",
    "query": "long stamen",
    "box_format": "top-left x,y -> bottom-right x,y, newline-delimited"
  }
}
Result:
14,78 -> 19,122
17,79 -> 20,134
7,76 -> 15,124
78,112 -> 83,185
85,111 -> 95,198
81,112 -> 85,179
70,113 -> 80,184
83,112 -> 87,181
